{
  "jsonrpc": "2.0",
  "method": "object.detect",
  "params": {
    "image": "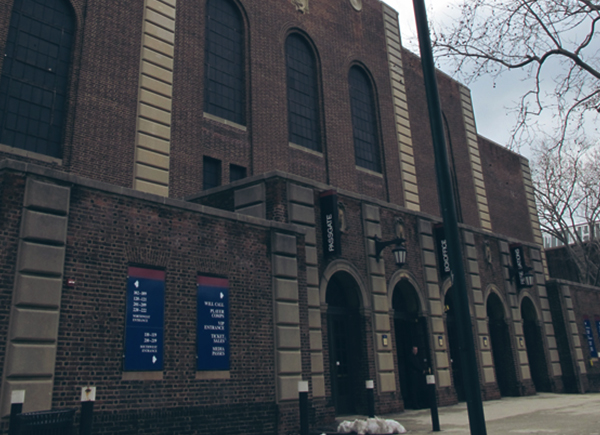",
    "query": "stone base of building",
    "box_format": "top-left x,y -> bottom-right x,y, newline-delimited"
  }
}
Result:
520,379 -> 537,396
482,383 -> 501,401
